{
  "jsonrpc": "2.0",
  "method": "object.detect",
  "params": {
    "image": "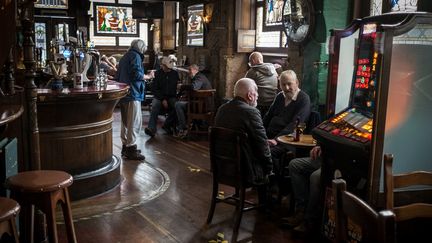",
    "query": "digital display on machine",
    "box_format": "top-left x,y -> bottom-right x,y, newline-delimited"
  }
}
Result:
317,108 -> 372,144
315,25 -> 380,144
351,23 -> 380,117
